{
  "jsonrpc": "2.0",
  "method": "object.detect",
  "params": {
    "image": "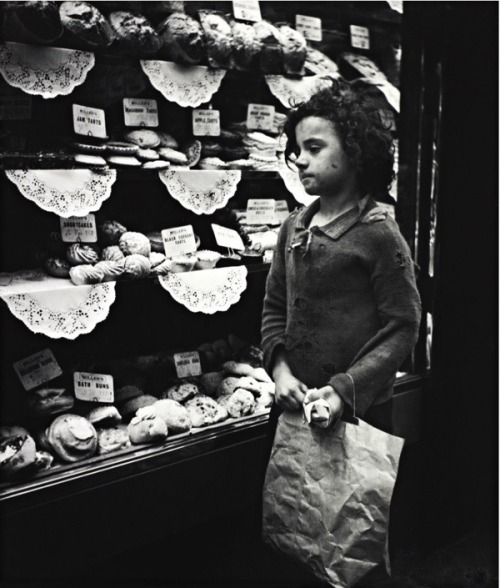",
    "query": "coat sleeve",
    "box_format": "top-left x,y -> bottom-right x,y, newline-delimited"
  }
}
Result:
328,221 -> 422,416
261,219 -> 290,375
